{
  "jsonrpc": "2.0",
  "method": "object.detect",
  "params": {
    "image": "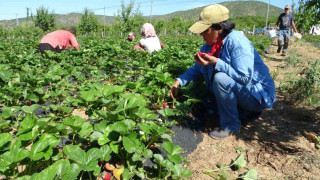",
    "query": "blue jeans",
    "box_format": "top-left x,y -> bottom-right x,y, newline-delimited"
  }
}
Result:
278,30 -> 290,53
210,72 -> 265,132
